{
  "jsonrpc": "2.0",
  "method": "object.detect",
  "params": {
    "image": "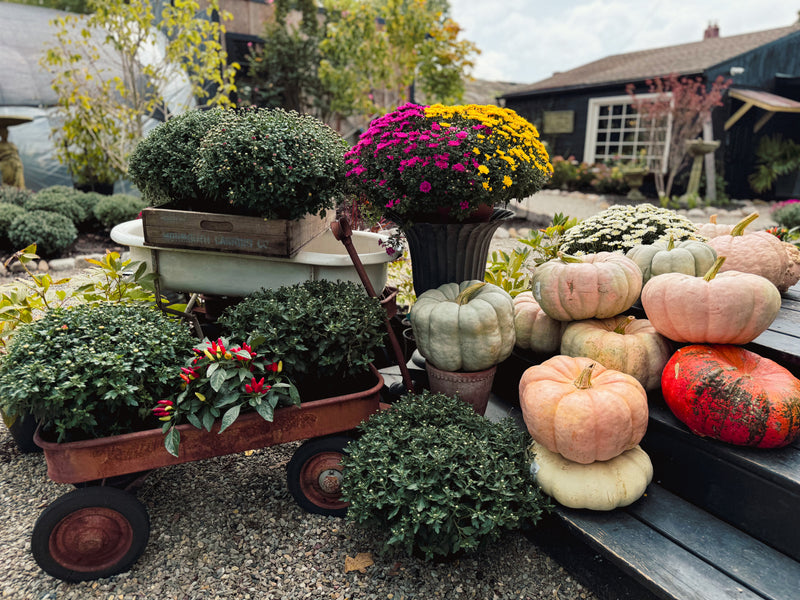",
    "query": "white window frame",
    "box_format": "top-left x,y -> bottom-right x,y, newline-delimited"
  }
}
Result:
583,93 -> 672,172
